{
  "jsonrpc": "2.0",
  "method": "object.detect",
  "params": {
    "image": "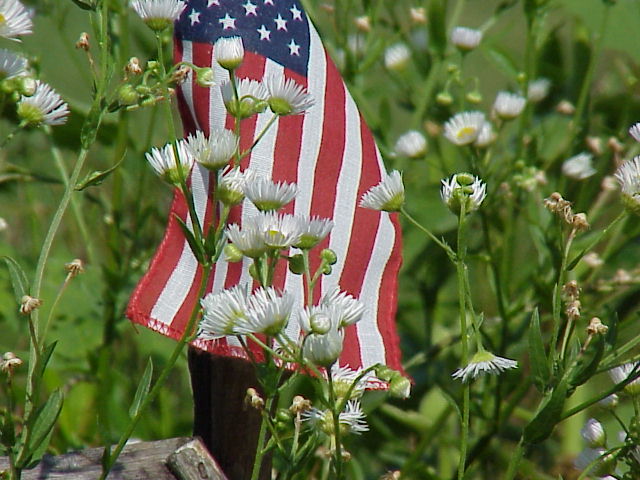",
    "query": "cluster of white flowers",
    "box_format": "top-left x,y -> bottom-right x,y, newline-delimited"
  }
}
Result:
440,172 -> 487,215
0,1 -> 69,127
